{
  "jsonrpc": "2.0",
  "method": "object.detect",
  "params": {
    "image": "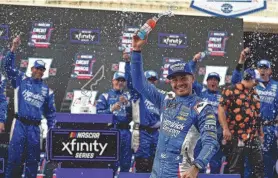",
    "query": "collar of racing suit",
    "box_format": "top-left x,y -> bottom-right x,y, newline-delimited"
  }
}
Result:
174,93 -> 197,103
111,88 -> 123,94
30,77 -> 43,84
